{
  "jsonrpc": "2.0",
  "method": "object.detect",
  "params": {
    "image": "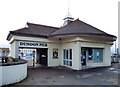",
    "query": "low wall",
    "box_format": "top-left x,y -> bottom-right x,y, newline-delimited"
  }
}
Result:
0,59 -> 27,86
